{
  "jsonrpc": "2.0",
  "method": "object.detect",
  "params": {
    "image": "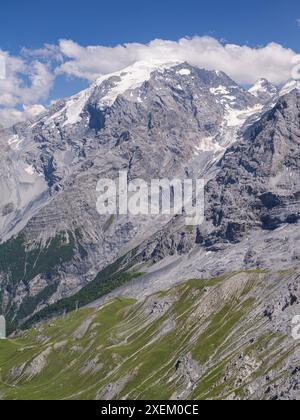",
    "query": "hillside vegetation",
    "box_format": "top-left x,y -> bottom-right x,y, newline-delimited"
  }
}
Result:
0,270 -> 299,400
